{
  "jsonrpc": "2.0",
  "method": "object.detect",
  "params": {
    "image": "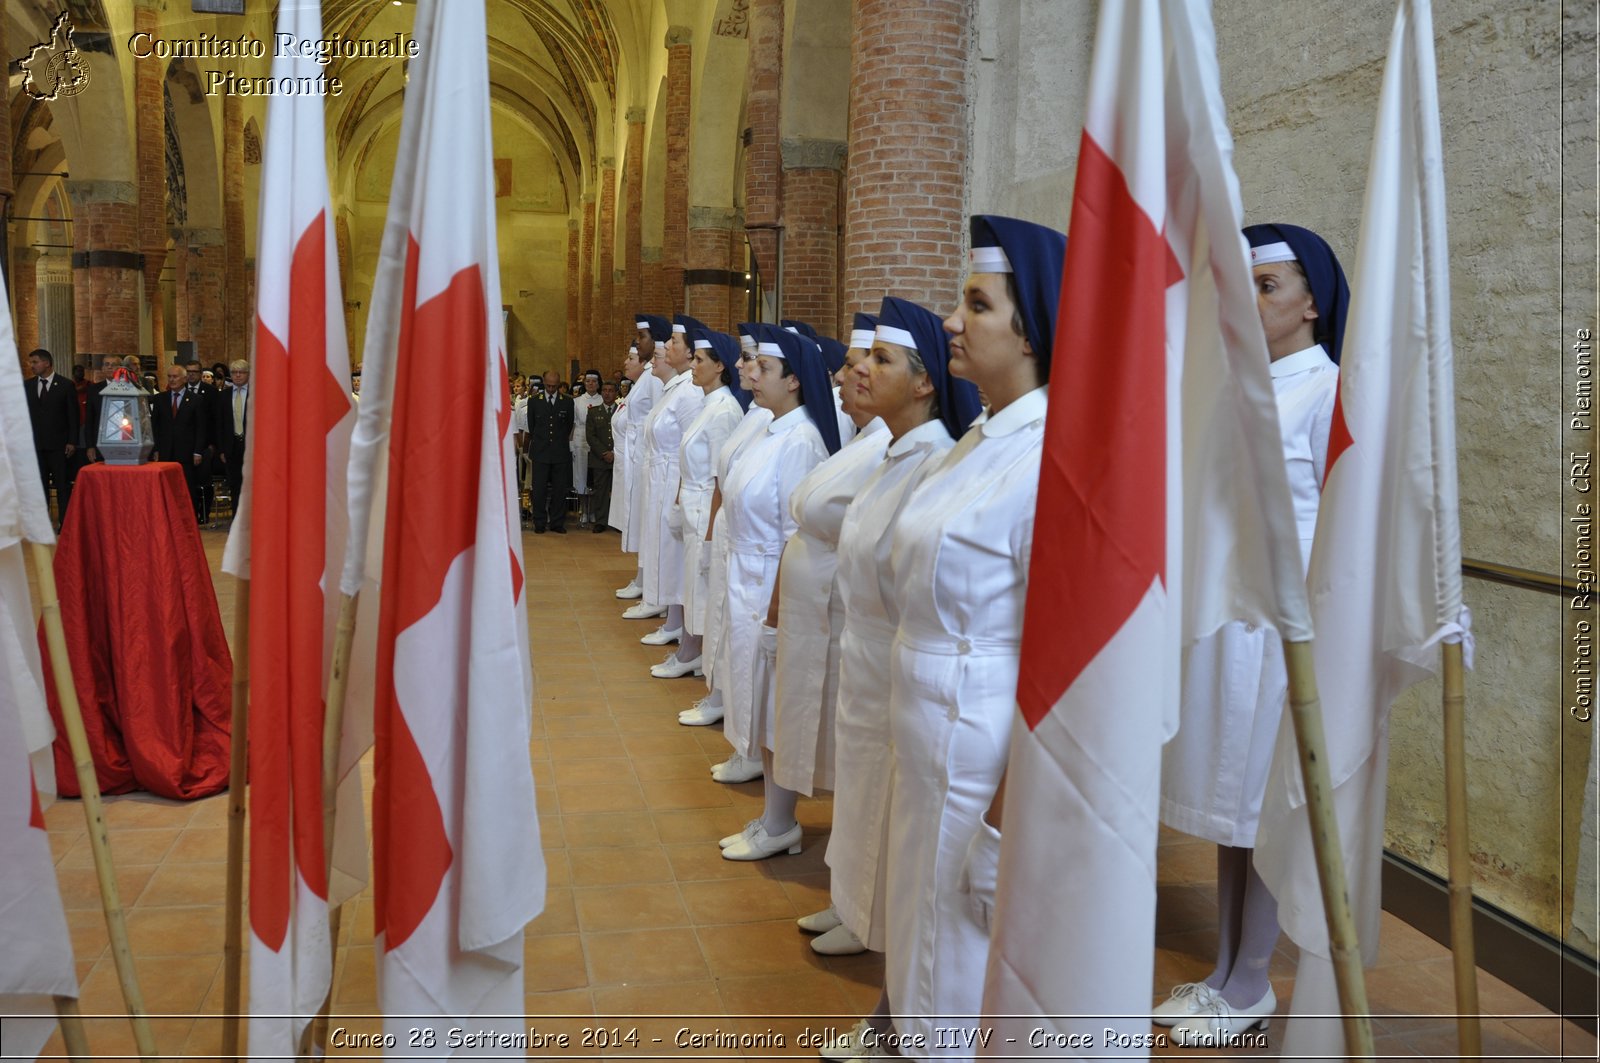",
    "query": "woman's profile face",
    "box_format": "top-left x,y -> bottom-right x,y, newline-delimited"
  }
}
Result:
1252,262 -> 1318,354
737,350 -> 758,392
666,331 -> 693,370
944,273 -> 1030,385
854,341 -> 929,420
691,347 -> 723,389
